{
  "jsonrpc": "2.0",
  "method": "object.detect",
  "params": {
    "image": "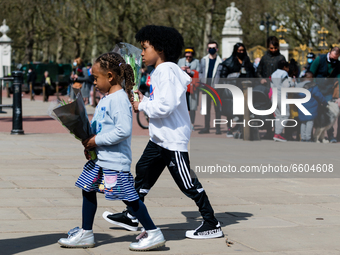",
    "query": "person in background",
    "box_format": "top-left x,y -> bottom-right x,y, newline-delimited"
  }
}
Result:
81,63 -> 92,105
70,57 -> 89,101
199,41 -> 223,134
271,60 -> 294,142
253,57 -> 261,73
27,67 -> 36,100
297,71 -> 328,142
310,46 -> 340,143
257,36 -> 286,86
88,63 -> 95,106
285,59 -> 300,141
41,71 -> 52,102
214,42 -> 255,138
299,52 -> 316,78
178,47 -> 200,130
257,36 -> 286,139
